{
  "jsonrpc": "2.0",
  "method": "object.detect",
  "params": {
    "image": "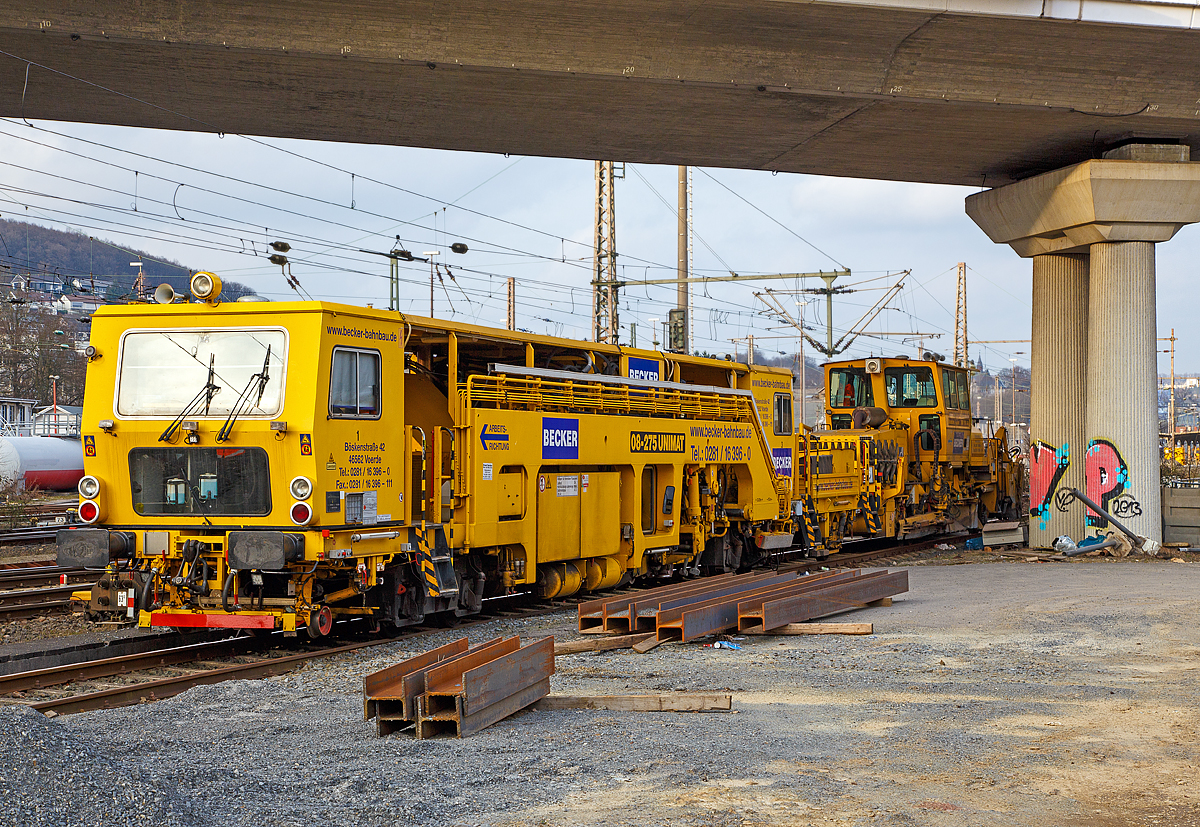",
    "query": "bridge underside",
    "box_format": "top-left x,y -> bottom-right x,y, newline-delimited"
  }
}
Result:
1,2 -> 1199,186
